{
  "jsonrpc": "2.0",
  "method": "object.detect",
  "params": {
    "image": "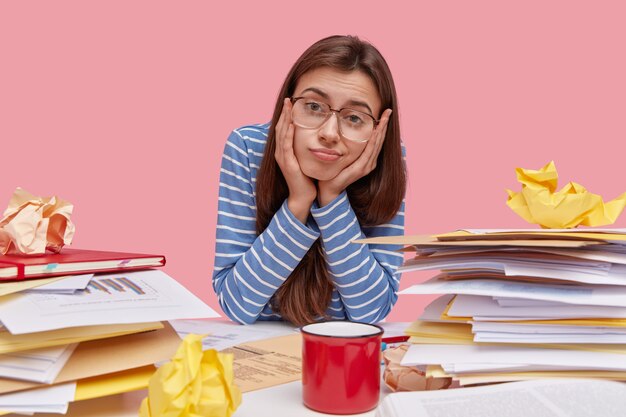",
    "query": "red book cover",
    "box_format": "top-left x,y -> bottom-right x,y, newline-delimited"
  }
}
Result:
0,249 -> 166,281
